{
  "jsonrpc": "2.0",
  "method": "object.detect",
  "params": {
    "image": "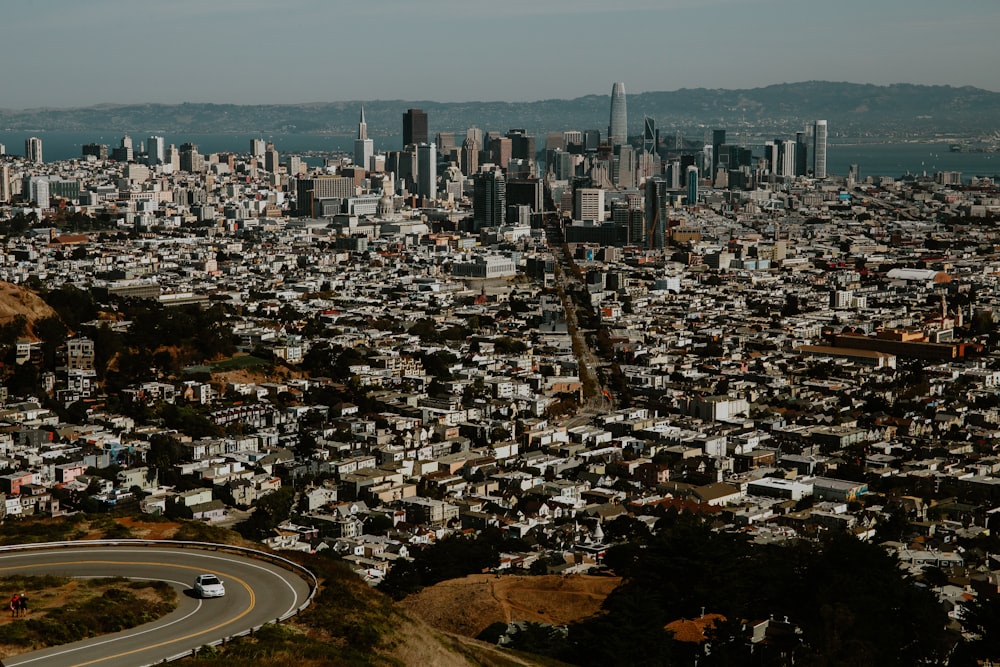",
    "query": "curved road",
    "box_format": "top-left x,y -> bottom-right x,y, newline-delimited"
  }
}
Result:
0,544 -> 314,667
